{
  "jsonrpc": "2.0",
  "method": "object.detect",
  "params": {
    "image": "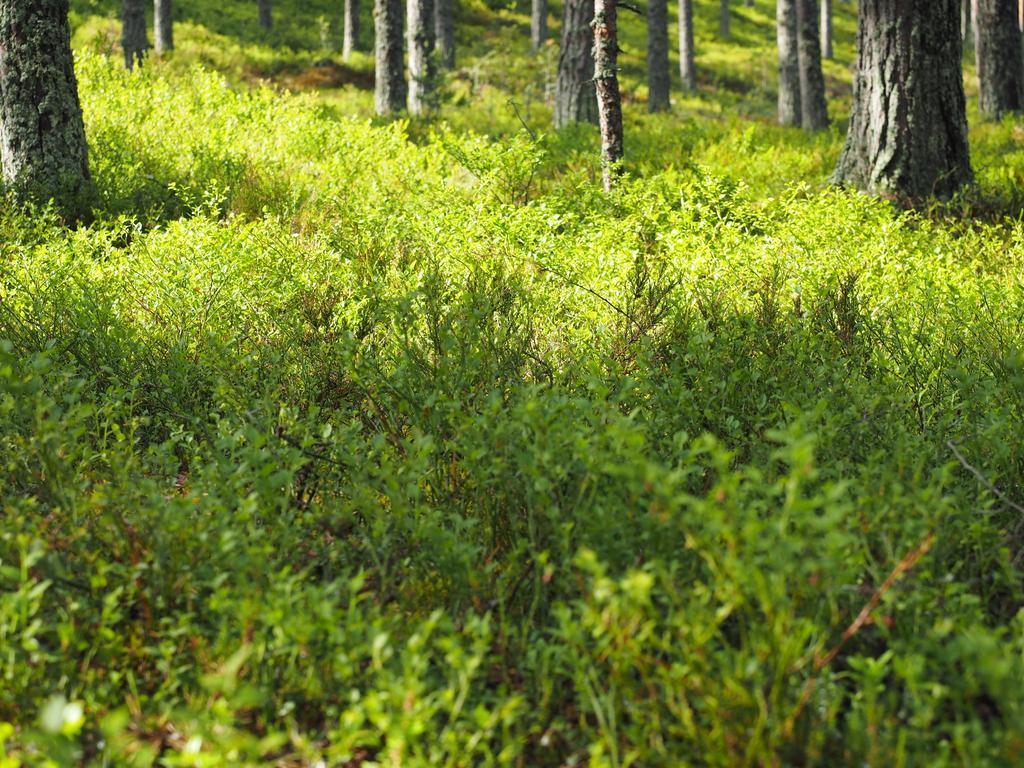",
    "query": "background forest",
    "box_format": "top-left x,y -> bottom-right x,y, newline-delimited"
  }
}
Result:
1,0 -> 1024,765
